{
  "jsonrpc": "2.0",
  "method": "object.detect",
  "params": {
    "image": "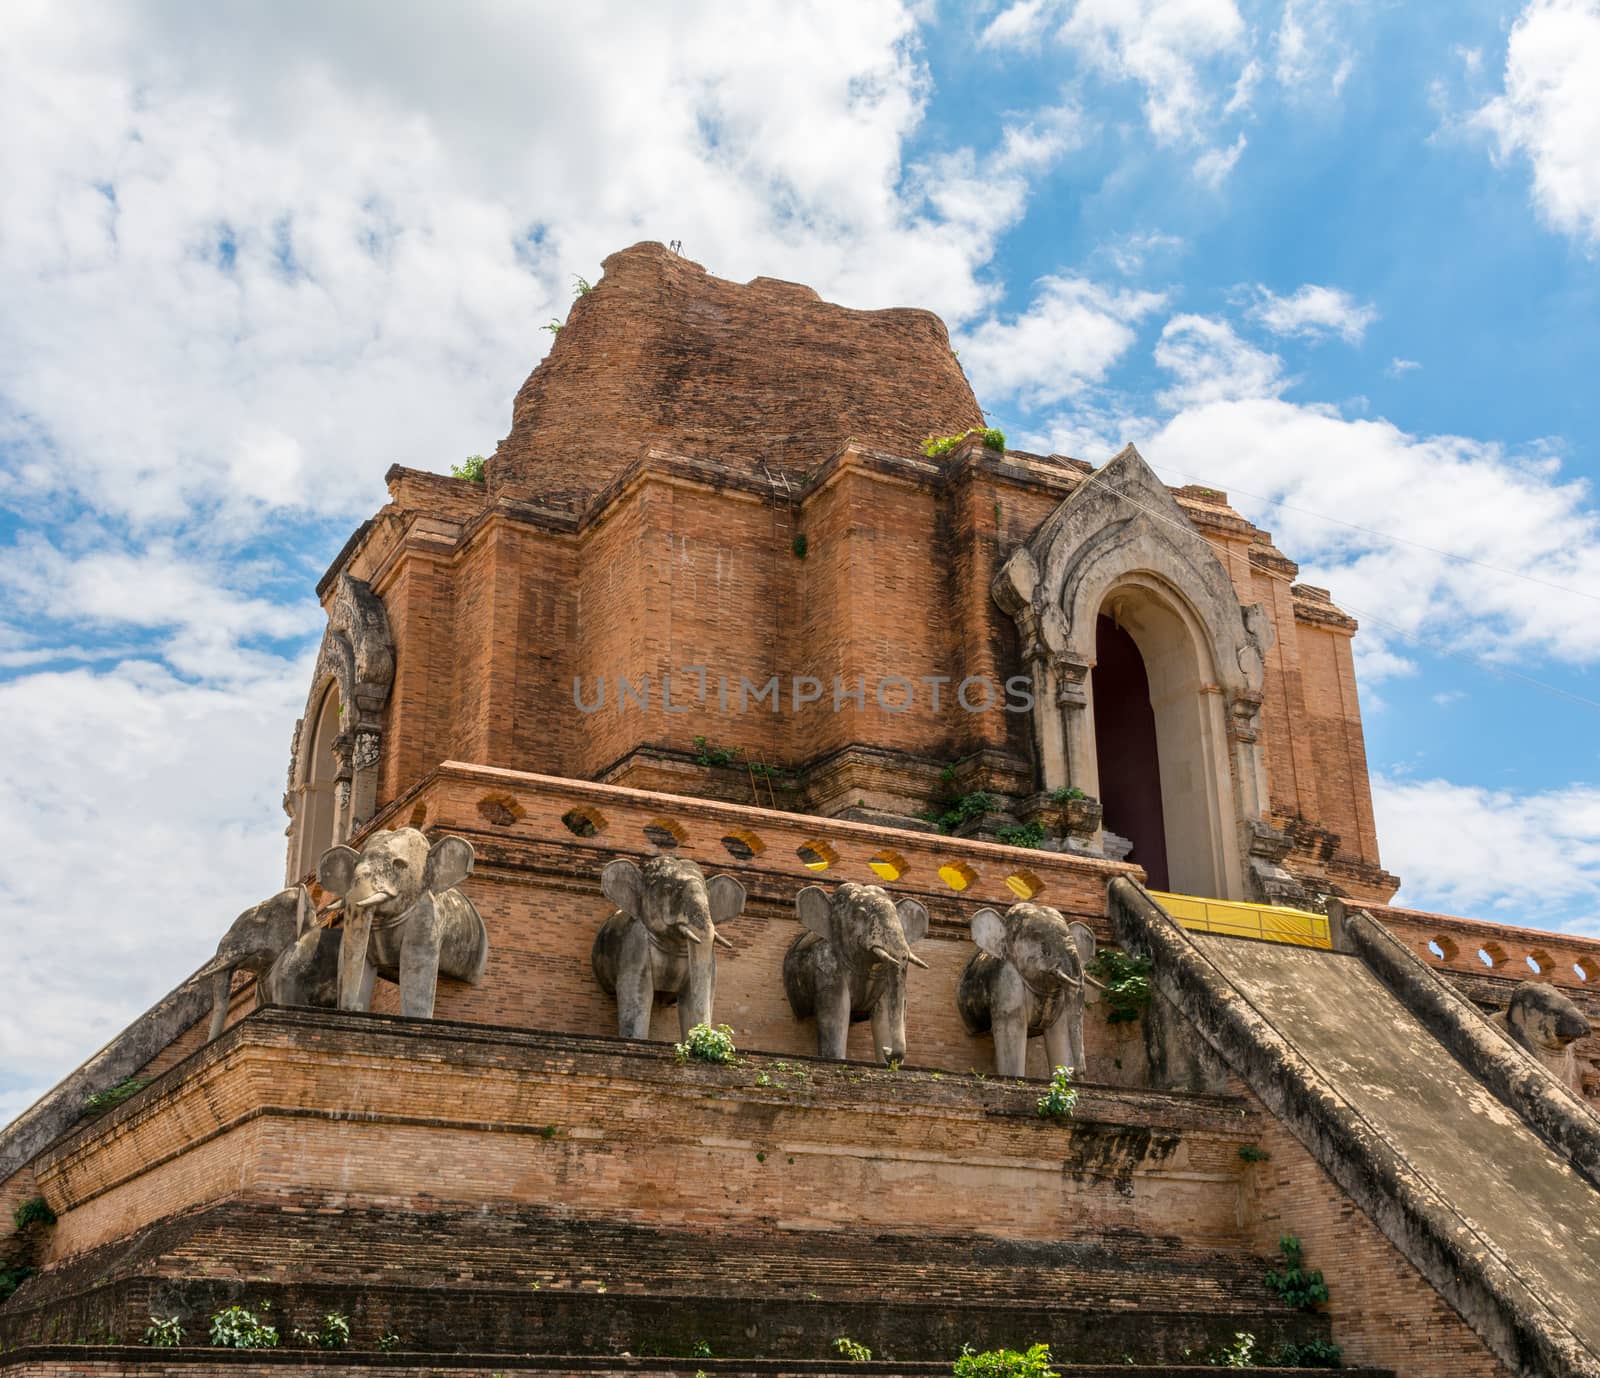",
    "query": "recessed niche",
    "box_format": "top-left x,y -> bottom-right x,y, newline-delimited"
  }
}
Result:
868,849 -> 908,882
562,806 -> 607,838
476,793 -> 525,827
643,818 -> 688,850
796,839 -> 840,871
1005,870 -> 1044,901
722,829 -> 766,861
938,859 -> 978,892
